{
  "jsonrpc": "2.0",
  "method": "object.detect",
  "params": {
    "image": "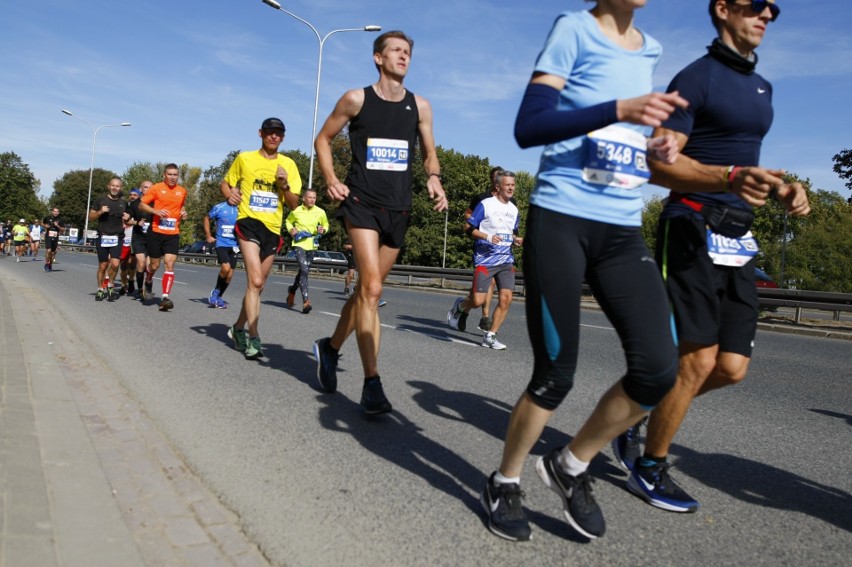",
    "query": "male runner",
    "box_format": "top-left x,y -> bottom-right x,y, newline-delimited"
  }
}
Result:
128,181 -> 154,299
204,199 -> 239,309
614,0 -> 811,513
11,219 -> 30,262
29,218 -> 42,260
117,189 -> 140,296
221,117 -> 302,360
342,239 -> 356,296
313,30 -> 448,414
89,177 -> 129,301
464,166 -> 504,332
285,188 -> 329,314
42,207 -> 65,272
448,170 -> 523,349
139,165 -> 188,311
